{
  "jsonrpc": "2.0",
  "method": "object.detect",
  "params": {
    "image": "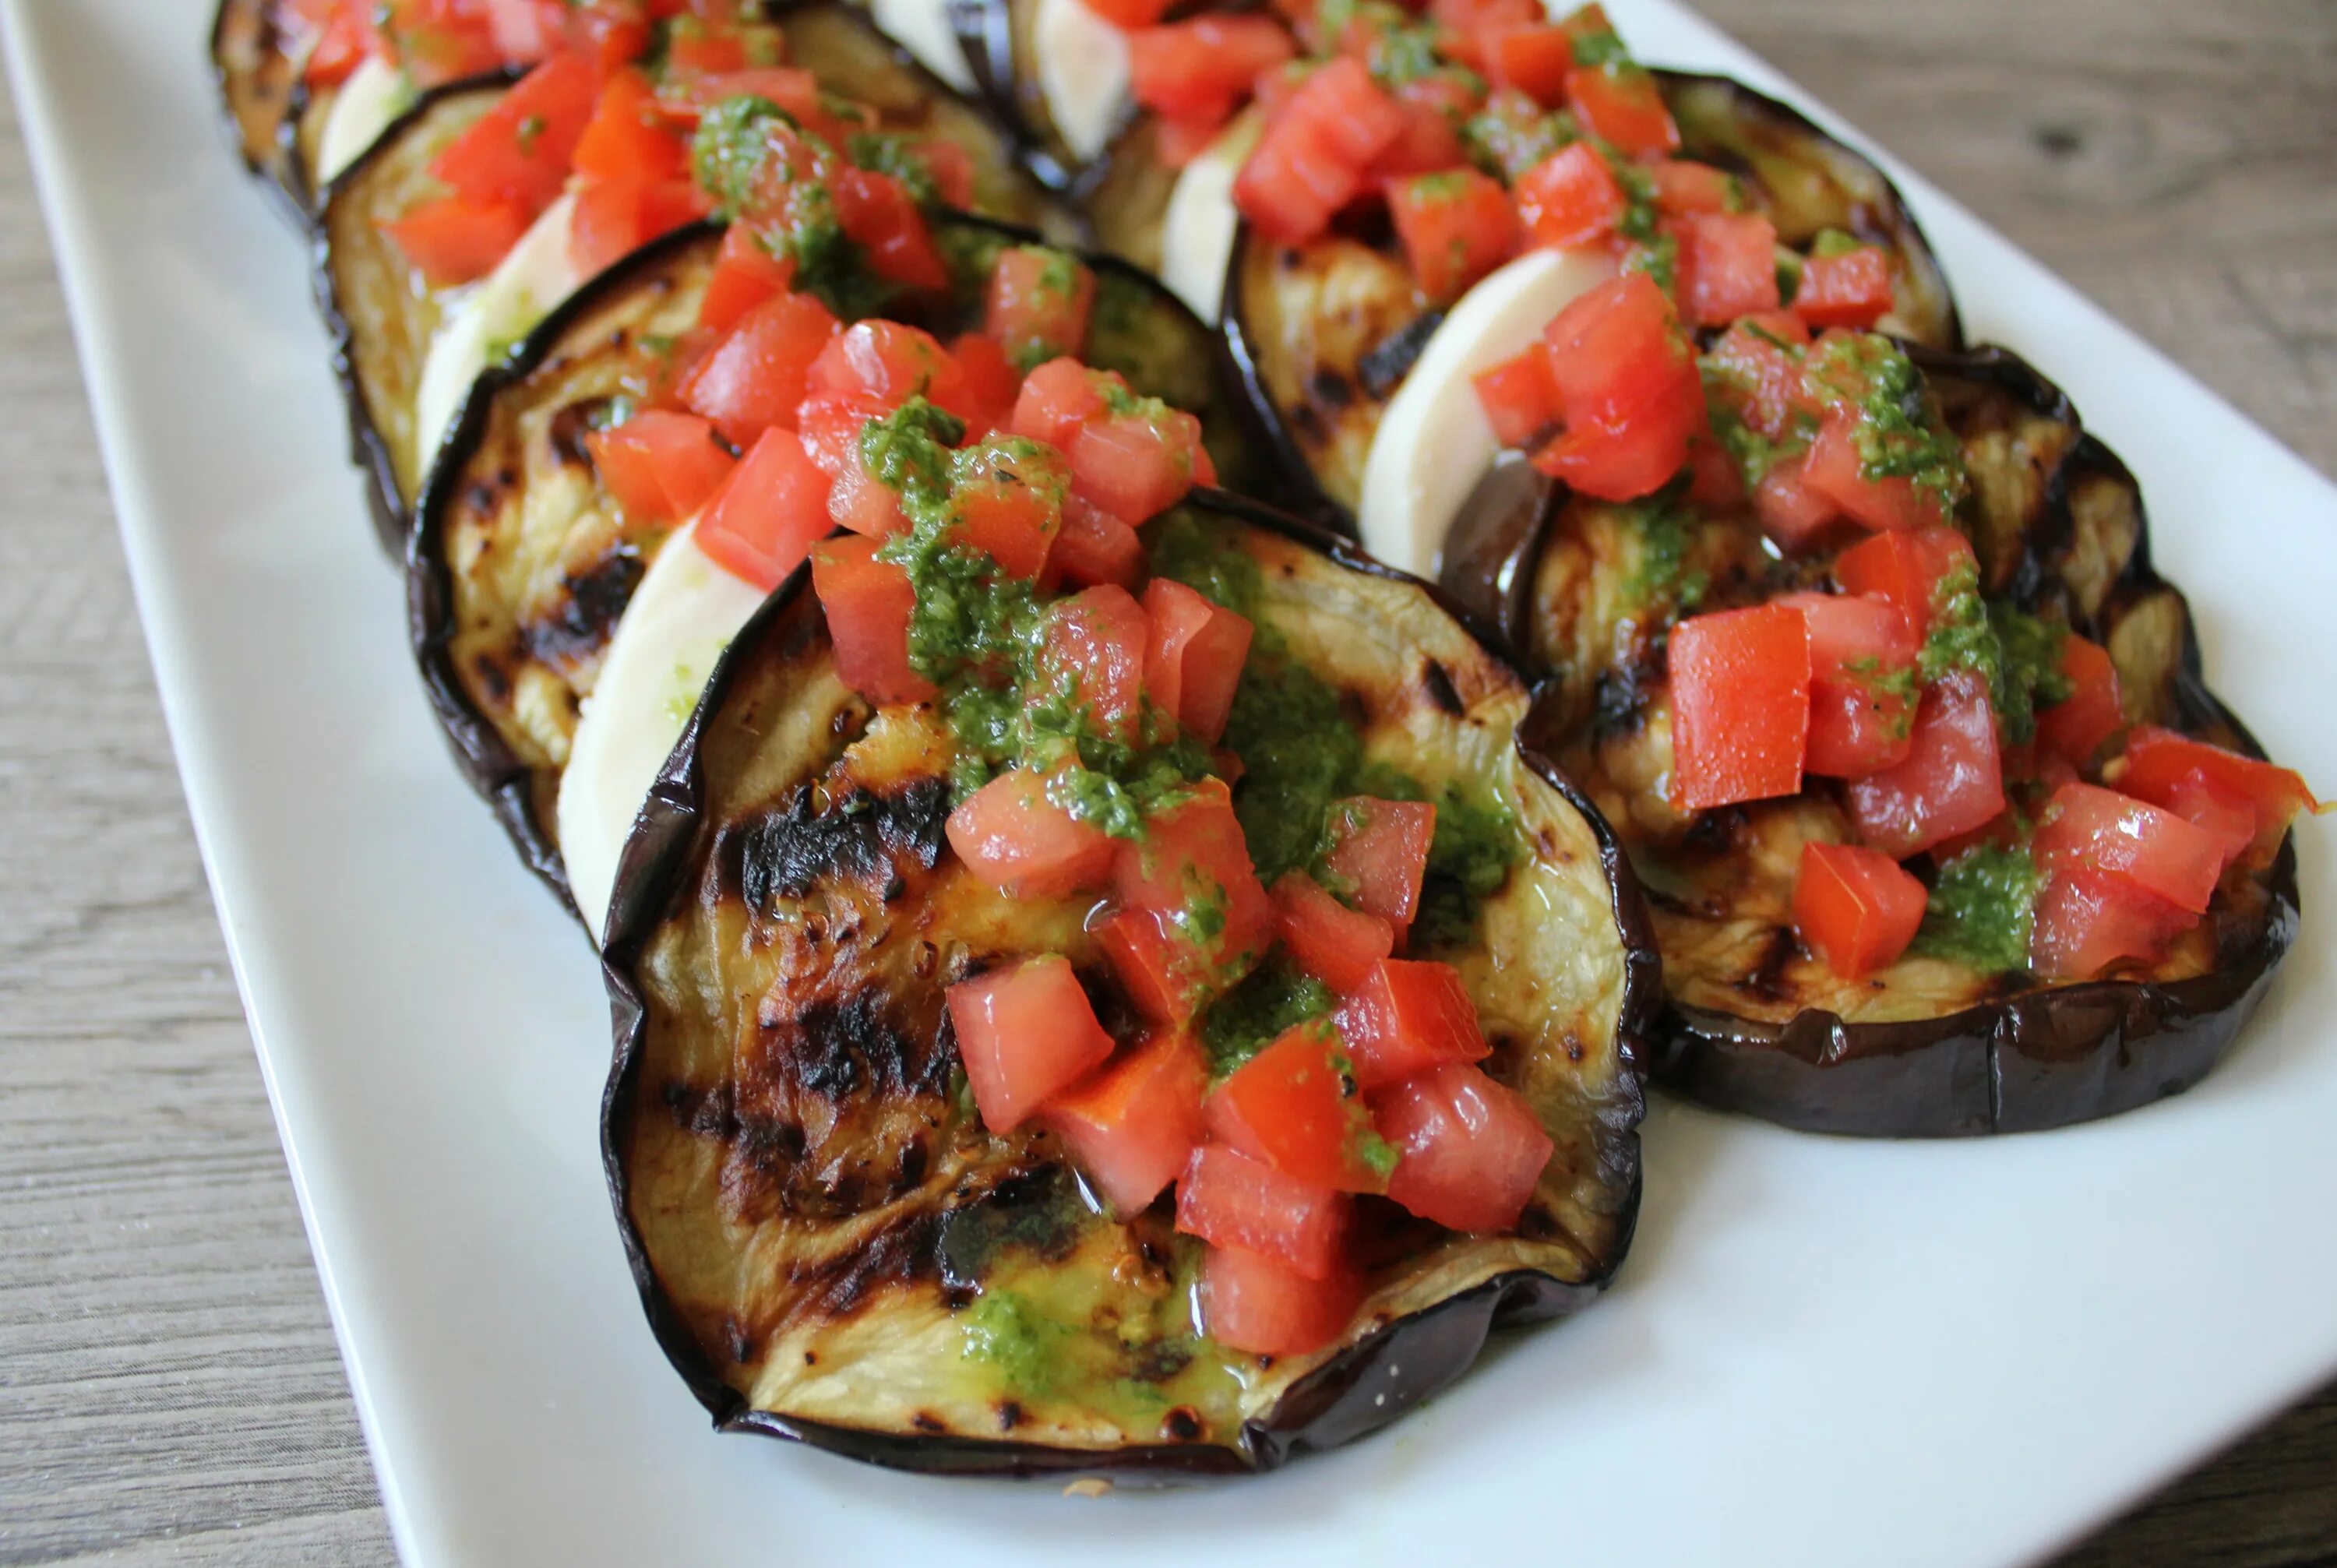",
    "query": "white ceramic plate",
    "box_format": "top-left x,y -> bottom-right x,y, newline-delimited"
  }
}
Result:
8,2 -> 2332,1564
